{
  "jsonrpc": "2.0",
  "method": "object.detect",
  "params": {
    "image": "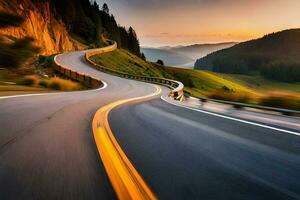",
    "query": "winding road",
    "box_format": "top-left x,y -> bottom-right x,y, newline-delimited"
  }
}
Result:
0,46 -> 300,200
